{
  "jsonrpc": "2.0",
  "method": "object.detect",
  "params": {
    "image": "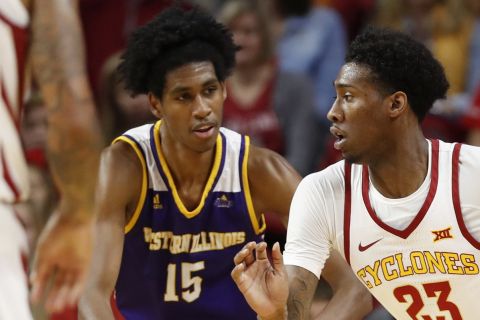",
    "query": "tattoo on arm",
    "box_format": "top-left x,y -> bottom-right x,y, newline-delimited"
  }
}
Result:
30,0 -> 102,216
286,266 -> 318,320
